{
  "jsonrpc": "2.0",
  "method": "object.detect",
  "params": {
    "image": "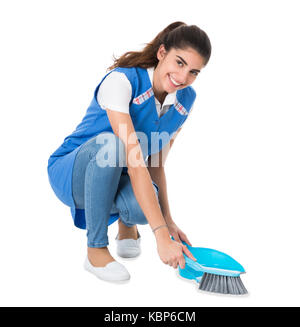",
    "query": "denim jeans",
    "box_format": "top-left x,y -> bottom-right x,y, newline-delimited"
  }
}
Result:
72,132 -> 159,248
